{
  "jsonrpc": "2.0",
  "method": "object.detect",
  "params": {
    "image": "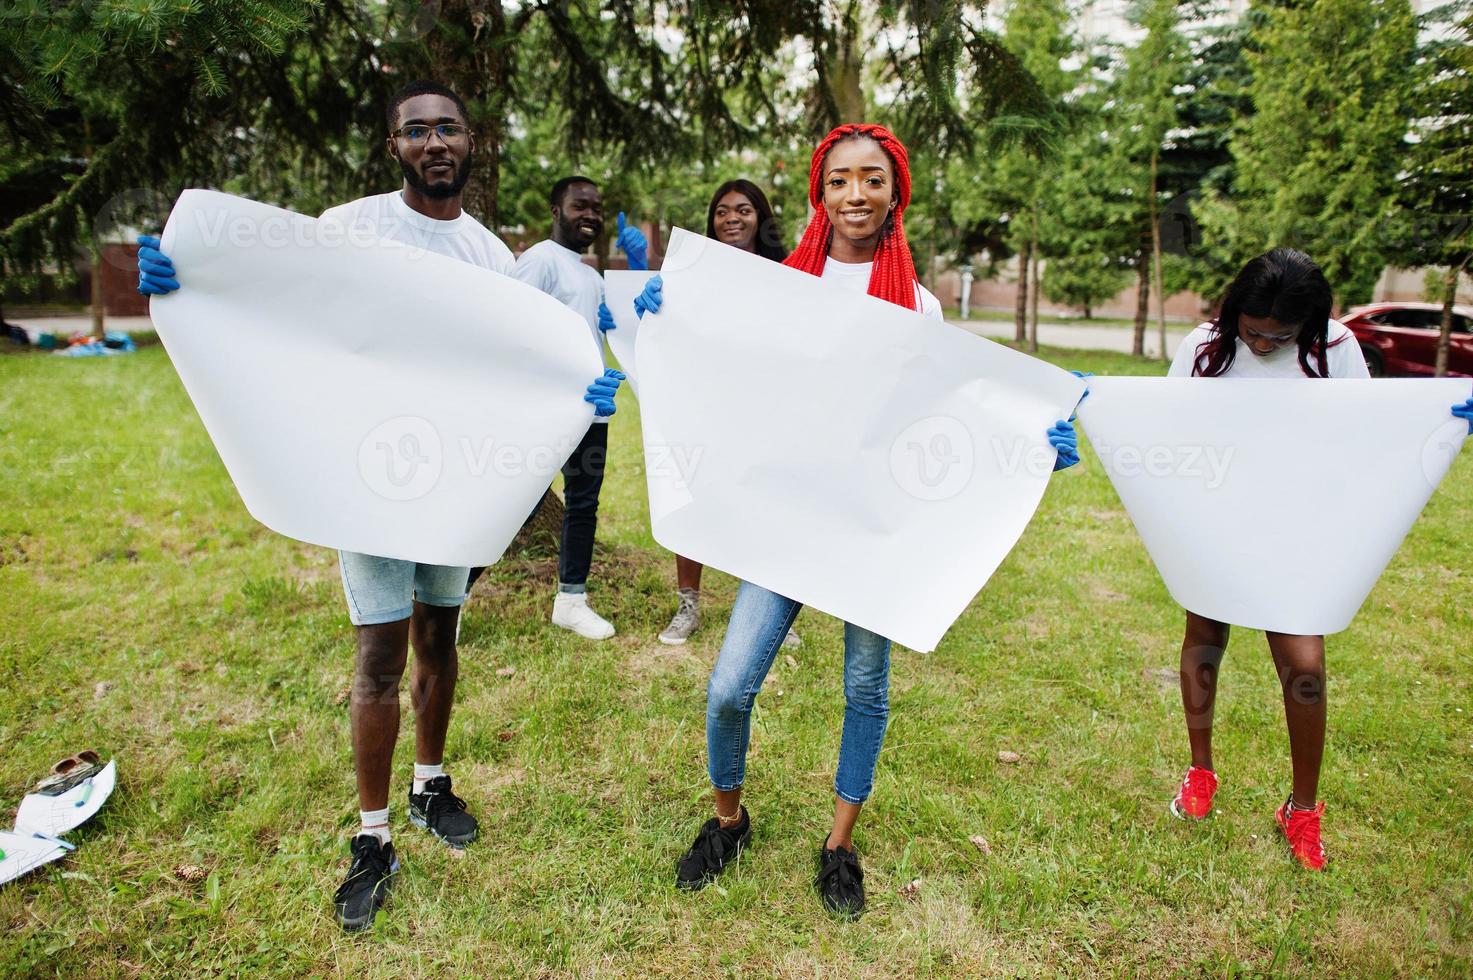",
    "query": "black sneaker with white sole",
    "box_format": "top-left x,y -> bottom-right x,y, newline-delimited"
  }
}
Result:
814,840 -> 865,919
334,834 -> 399,932
675,808 -> 751,890
408,774 -> 478,848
